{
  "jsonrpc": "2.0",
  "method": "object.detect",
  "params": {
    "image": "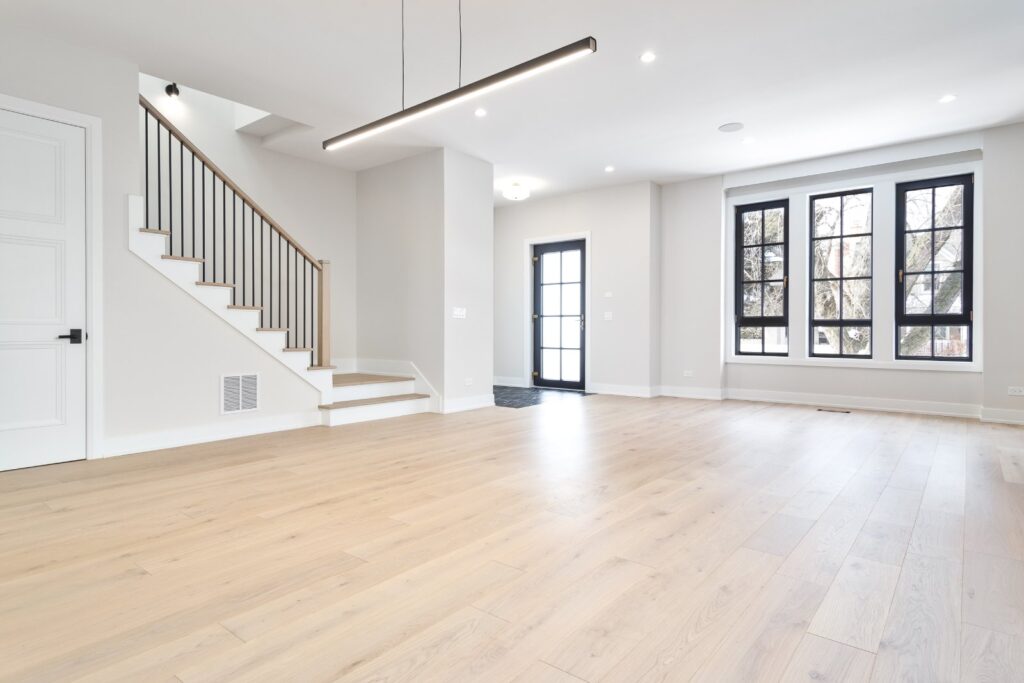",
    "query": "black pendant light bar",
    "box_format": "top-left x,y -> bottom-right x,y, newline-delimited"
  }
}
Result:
323,36 -> 597,151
